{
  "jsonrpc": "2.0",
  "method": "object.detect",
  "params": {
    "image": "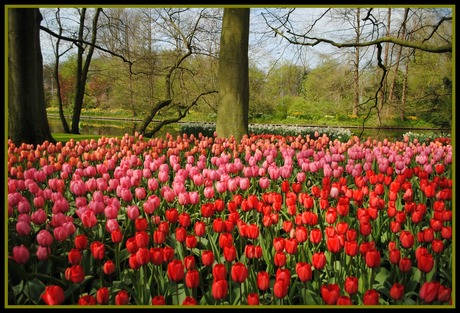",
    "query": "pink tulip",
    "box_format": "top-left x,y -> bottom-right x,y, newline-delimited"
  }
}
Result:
12,244 -> 30,264
36,230 -> 54,246
81,210 -> 97,228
